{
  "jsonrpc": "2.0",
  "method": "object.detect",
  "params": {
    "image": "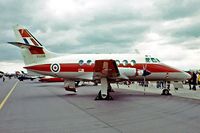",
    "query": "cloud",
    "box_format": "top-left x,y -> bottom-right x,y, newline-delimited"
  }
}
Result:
0,60 -> 25,73
133,31 -> 200,70
0,0 -> 200,71
154,0 -> 200,20
0,45 -> 22,61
